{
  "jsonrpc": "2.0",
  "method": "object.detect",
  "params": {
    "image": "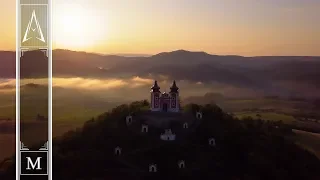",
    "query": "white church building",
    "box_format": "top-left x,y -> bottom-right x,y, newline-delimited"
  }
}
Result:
150,80 -> 180,112
160,129 -> 176,141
